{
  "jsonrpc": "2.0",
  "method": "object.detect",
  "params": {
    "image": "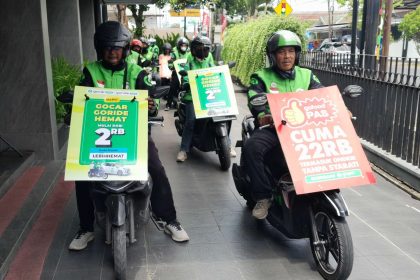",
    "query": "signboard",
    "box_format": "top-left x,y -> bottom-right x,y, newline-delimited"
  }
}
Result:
173,58 -> 187,83
274,0 -> 293,16
188,65 -> 238,119
170,9 -> 201,17
65,86 -> 149,181
267,86 -> 376,194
